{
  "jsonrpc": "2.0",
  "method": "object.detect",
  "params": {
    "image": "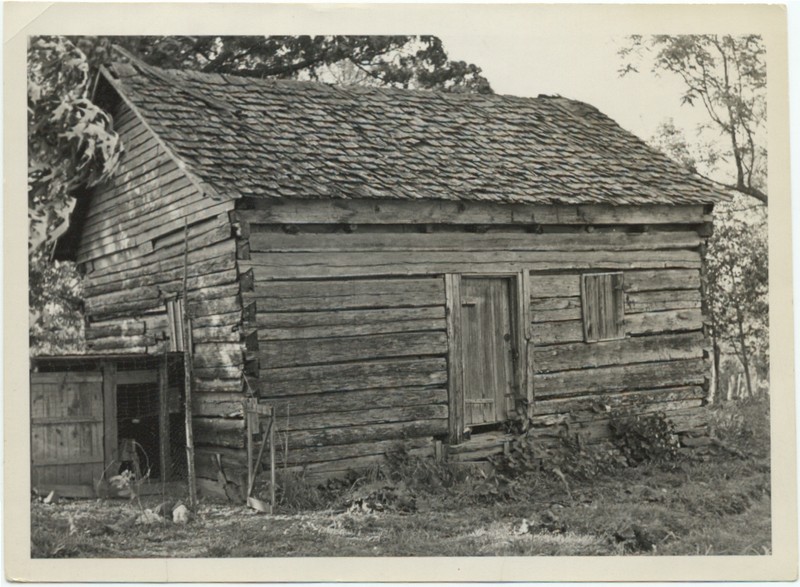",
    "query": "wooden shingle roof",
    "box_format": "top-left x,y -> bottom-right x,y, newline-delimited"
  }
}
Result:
102,60 -> 729,206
